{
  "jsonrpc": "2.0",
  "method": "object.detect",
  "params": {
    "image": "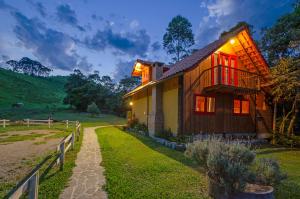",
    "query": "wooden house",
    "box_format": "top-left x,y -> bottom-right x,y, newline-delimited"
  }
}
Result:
124,26 -> 273,138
